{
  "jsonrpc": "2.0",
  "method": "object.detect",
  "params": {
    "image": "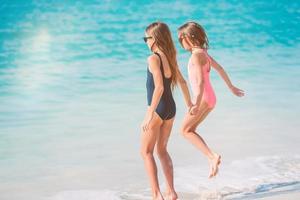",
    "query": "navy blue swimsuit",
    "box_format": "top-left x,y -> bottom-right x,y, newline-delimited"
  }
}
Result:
146,52 -> 176,120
